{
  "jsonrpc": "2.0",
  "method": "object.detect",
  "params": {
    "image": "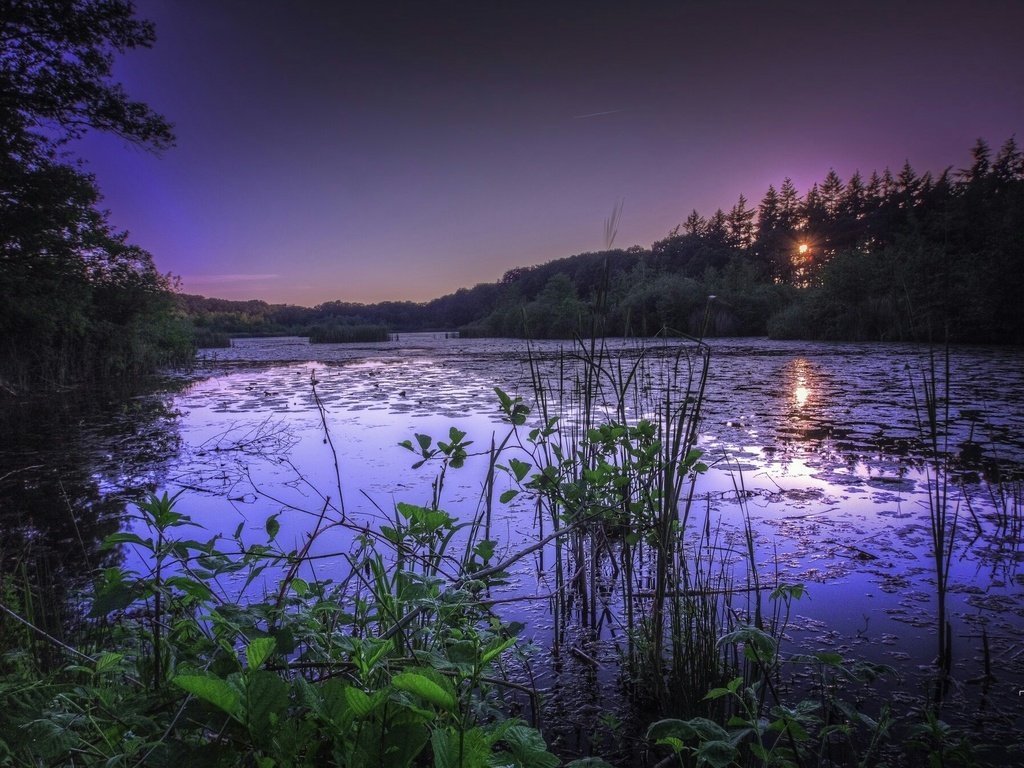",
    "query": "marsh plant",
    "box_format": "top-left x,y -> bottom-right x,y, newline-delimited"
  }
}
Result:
503,331 -> 729,707
0,484 -> 579,766
909,348 -> 960,698
0,328 -> 732,765
1,335 -> 1006,767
